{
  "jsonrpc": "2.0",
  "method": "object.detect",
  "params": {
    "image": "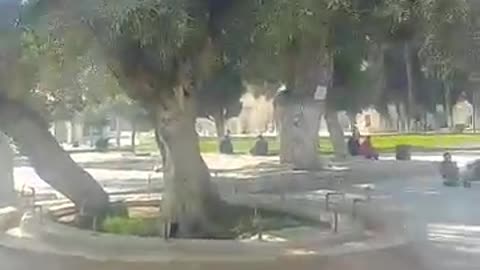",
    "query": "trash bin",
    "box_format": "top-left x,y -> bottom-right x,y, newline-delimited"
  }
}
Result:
396,145 -> 411,161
